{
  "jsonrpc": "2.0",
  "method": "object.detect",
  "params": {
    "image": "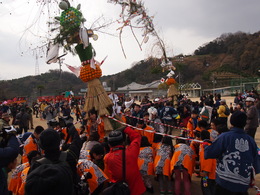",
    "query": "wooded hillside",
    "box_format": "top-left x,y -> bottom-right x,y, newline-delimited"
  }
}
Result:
1,31 -> 259,100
